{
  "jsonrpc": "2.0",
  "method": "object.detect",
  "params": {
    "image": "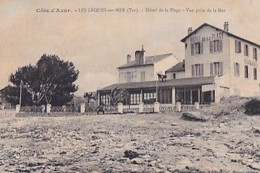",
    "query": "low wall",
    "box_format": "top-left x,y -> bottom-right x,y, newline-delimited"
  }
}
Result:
16,112 -> 96,117
15,102 -> 209,117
